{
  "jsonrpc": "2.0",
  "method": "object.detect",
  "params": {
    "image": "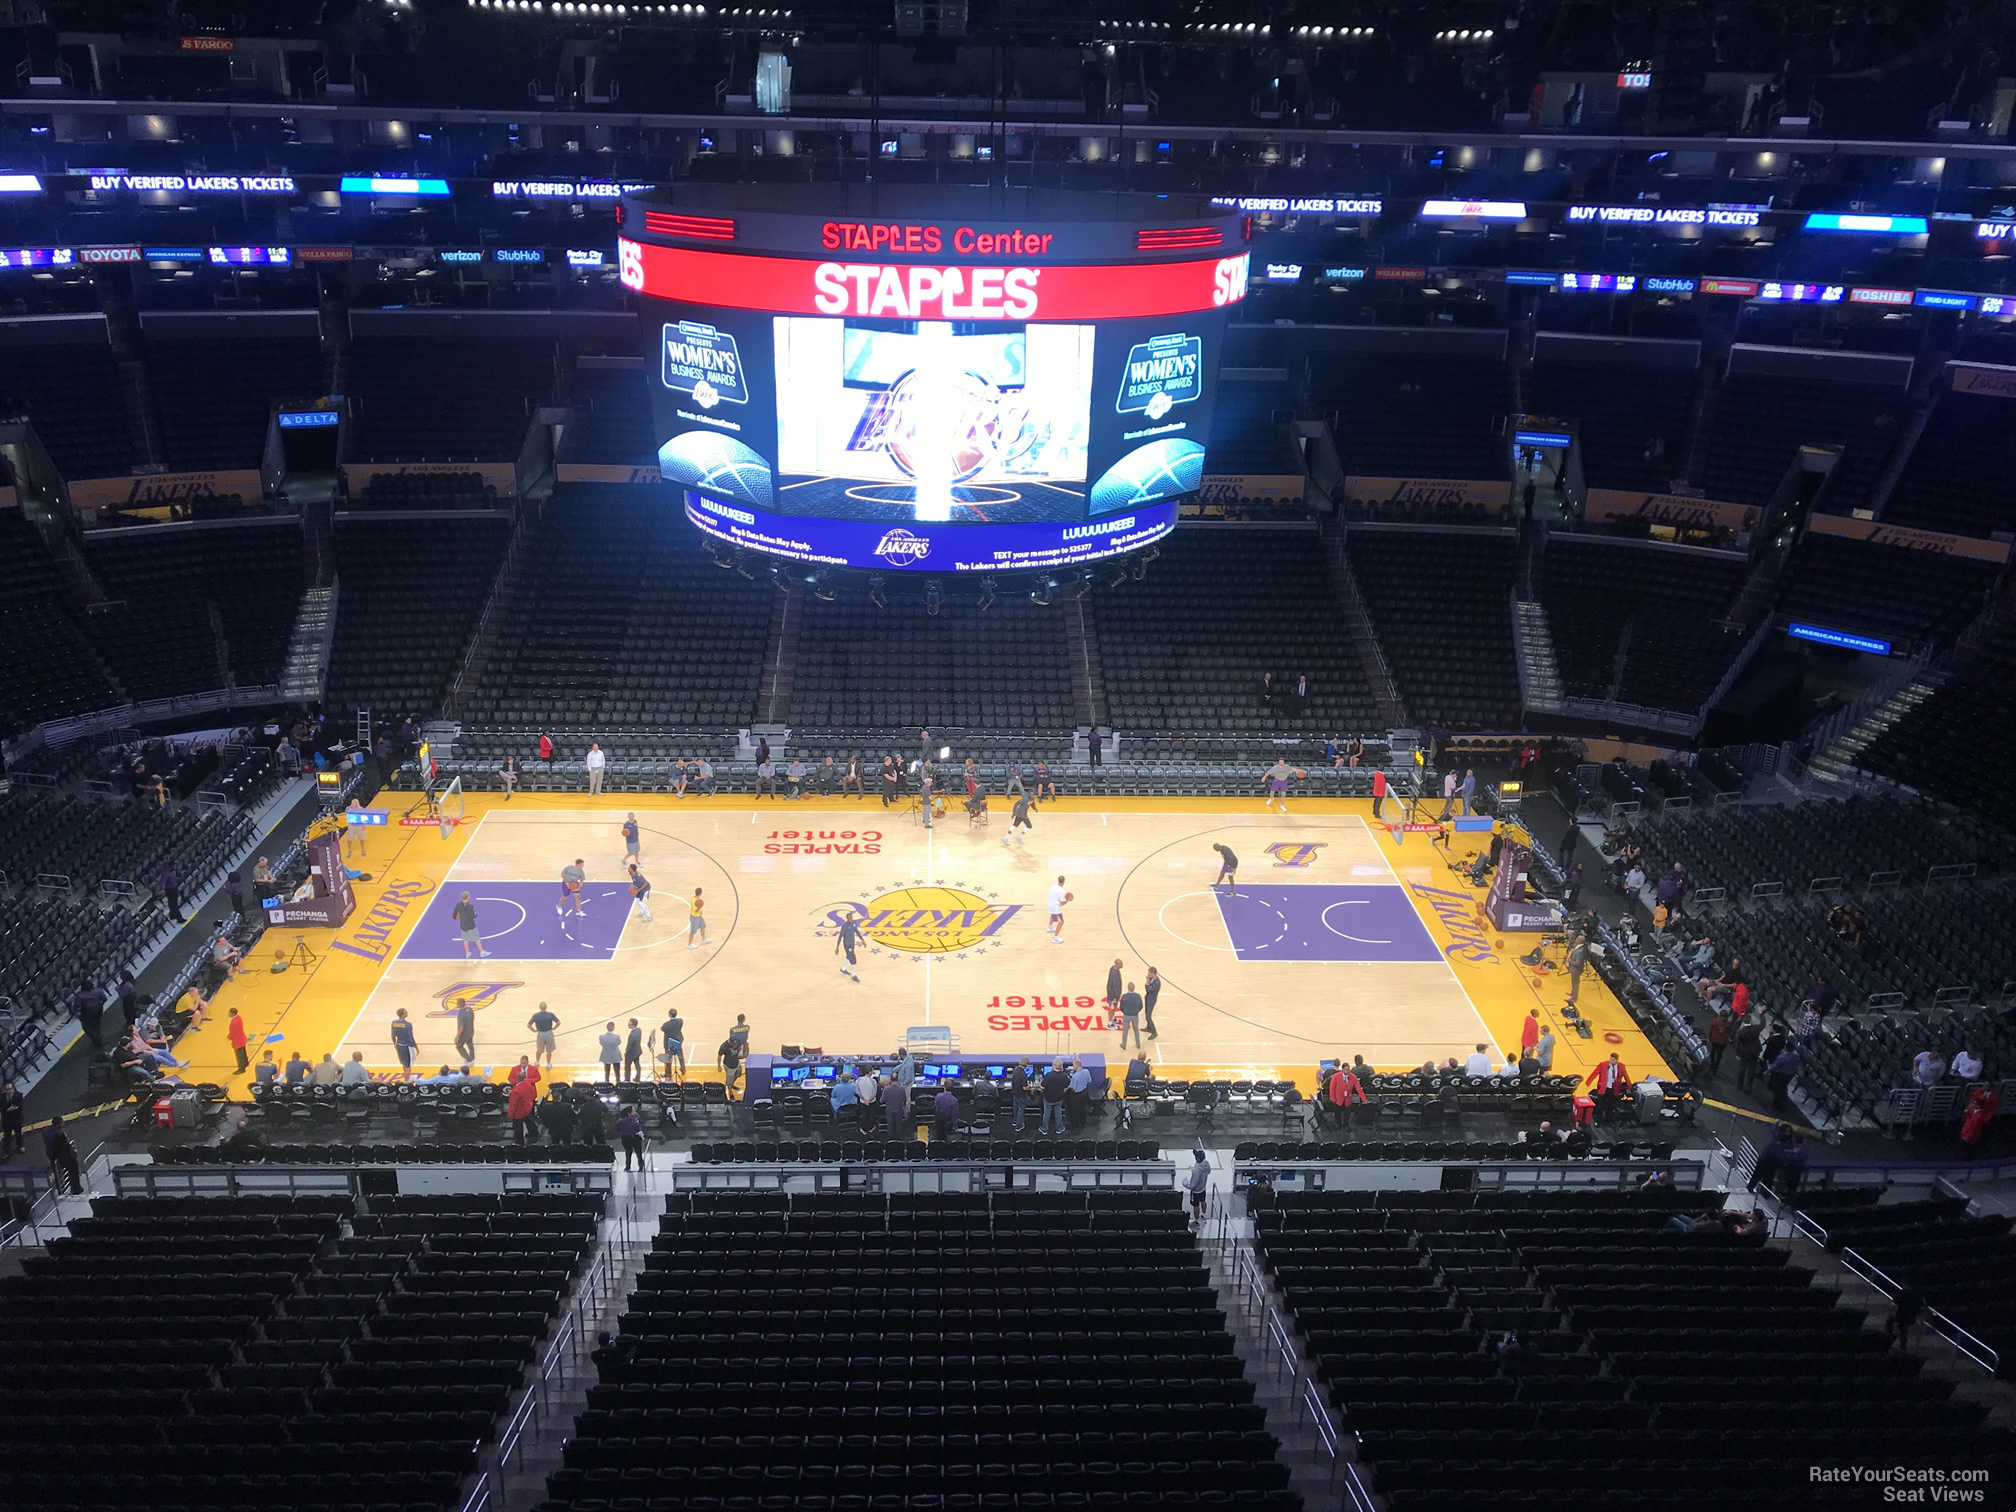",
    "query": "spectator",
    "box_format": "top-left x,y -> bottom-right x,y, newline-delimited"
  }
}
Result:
1533,1028 -> 1555,1074
1464,1044 -> 1494,1077
72,982 -> 106,1049
225,871 -> 244,916
1585,1053 -> 1632,1124
212,930 -> 244,979
160,864 -> 183,923
1767,1044 -> 1801,1112
253,856 -> 276,891
695,757 -> 714,795
1911,1047 -> 1948,1089
1564,935 -> 1591,1008
1707,1009 -> 1732,1077
618,1106 -> 646,1170
311,1052 -> 342,1087
1953,1046 -> 1983,1081
599,1022 -> 622,1083
932,1085 -> 961,1142
755,758 -> 777,798
829,1064 -> 859,1127
254,1050 -> 280,1090
0,1079 -> 22,1157
623,1018 -> 644,1081
1734,1015 -> 1763,1090
507,1068 -> 541,1143
538,731 -> 553,767
1184,1150 -> 1211,1223
283,1051 -> 311,1087
718,1036 -> 743,1095
1810,974 -> 1839,1021
1039,1058 -> 1069,1134
1124,1050 -> 1153,1095
499,754 -> 519,799
341,1051 -> 371,1087
44,1114 -> 80,1195
585,742 -> 606,795
1960,1086 -> 1999,1160
1008,1058 -> 1033,1131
